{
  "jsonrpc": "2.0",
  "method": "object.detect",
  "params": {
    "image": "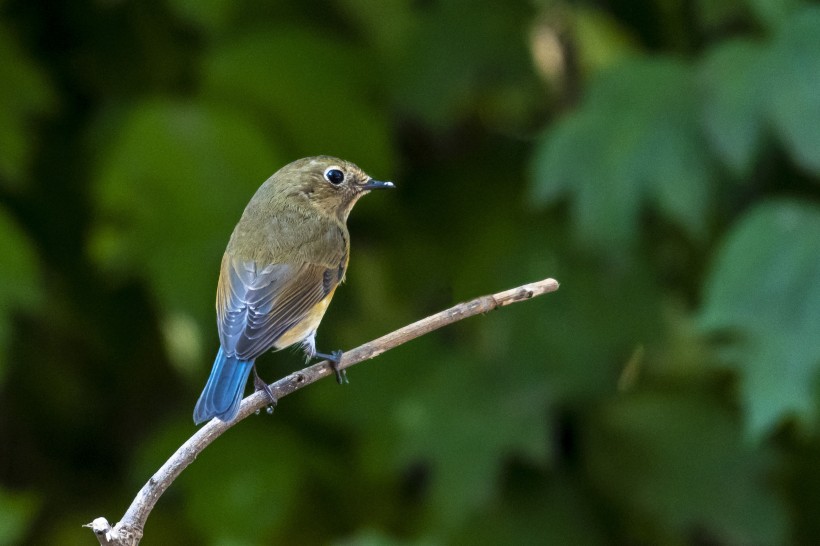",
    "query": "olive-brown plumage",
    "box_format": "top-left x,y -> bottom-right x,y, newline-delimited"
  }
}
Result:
193,156 -> 393,424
